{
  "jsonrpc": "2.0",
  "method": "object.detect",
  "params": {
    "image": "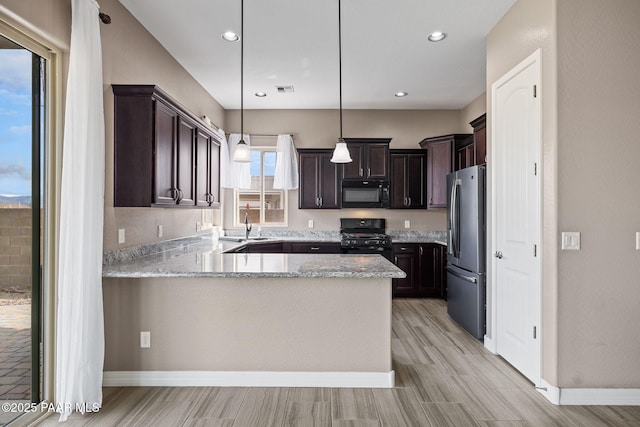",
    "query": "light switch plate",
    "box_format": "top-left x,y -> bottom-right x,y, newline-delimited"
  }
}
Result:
636,232 -> 640,250
561,231 -> 580,250
157,225 -> 163,238
404,220 -> 411,229
308,220 -> 314,228
118,228 -> 125,244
